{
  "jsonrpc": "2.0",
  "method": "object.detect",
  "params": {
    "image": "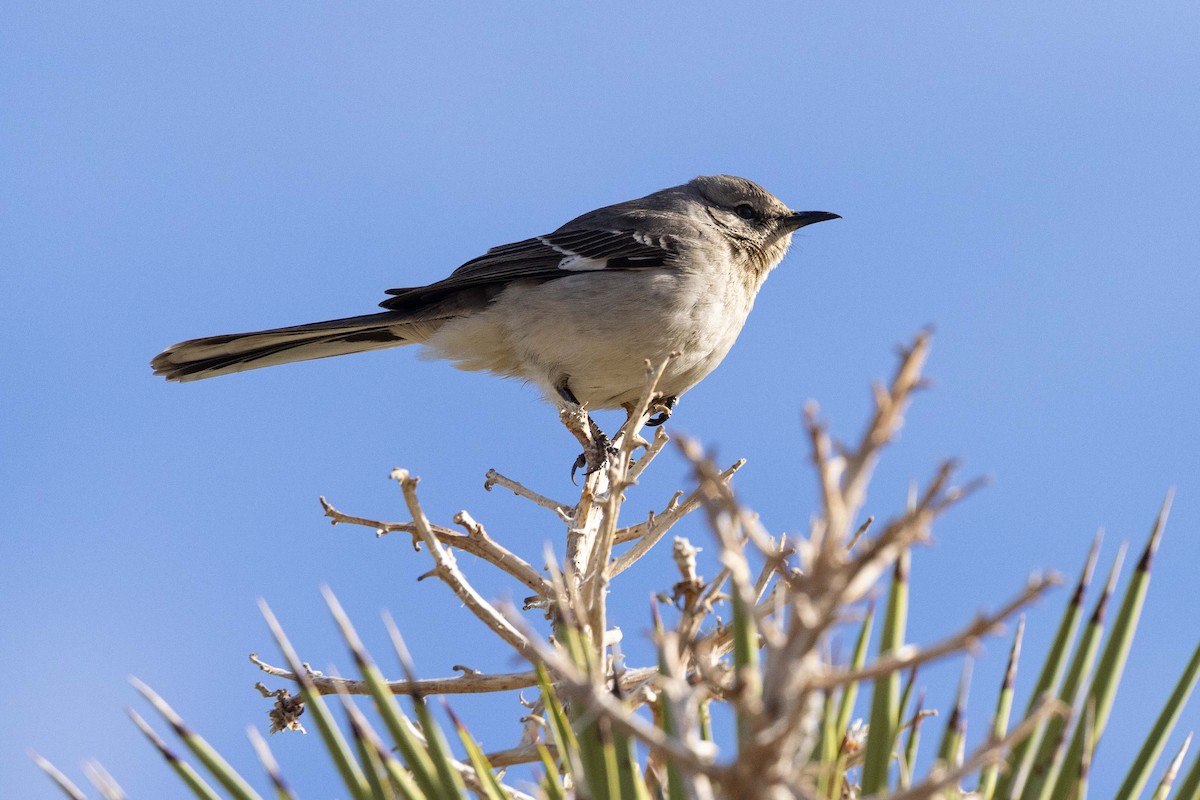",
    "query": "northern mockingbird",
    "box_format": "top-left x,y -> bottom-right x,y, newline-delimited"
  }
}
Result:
152,175 -> 838,465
